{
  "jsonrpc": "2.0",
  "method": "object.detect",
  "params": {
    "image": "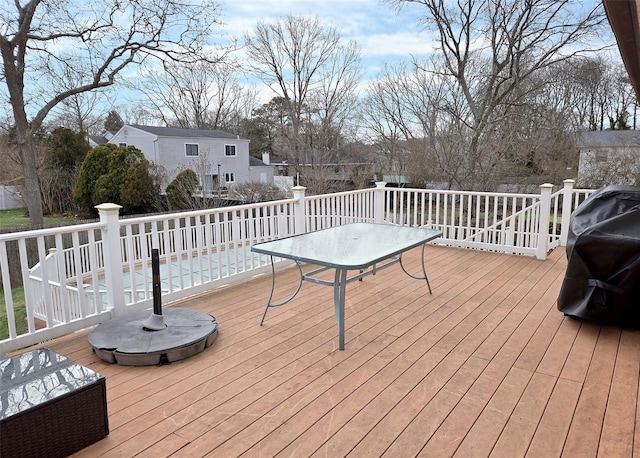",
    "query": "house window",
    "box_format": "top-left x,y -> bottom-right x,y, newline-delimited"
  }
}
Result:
186,143 -> 199,157
224,172 -> 235,183
225,145 -> 236,156
119,143 -> 127,147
